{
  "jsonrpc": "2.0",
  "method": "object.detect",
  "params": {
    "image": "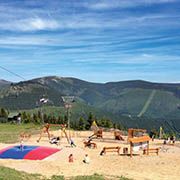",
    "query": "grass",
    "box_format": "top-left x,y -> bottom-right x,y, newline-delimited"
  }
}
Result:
0,166 -> 43,180
0,123 -> 62,143
0,123 -> 40,143
0,167 -> 132,180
